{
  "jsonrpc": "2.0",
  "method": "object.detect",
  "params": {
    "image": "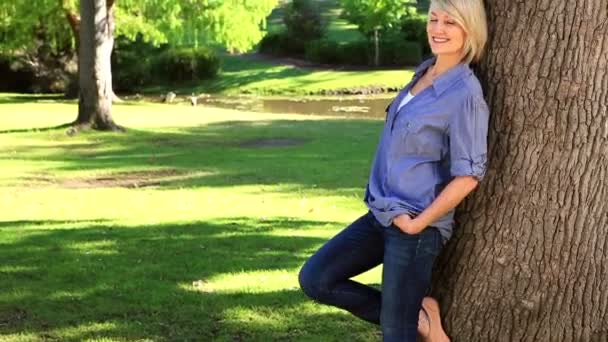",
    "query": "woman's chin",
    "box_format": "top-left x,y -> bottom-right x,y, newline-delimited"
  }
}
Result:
429,49 -> 462,59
